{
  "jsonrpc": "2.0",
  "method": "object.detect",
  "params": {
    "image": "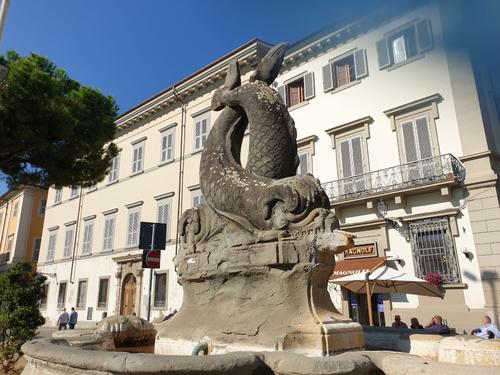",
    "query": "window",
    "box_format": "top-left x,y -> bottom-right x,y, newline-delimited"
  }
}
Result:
377,19 -> 433,69
277,72 -> 315,108
6,235 -> 13,252
191,190 -> 205,208
6,235 -> 14,259
39,199 -> 47,215
108,155 -> 120,183
70,187 -> 79,199
76,280 -> 87,308
57,281 -> 67,308
40,283 -> 49,308
132,141 -> 145,174
102,214 -> 116,251
82,220 -> 94,255
97,278 -> 109,308
32,238 -> 41,262
322,50 -> 367,92
193,113 -> 209,151
12,202 -> 18,217
339,136 -> 366,196
54,189 -> 62,204
154,272 -> 168,307
409,217 -> 460,284
126,207 -> 141,246
87,184 -> 97,193
46,230 -> 57,261
63,225 -> 75,258
385,96 -> 442,183
157,197 -> 171,239
297,151 -> 312,175
160,127 -> 175,163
